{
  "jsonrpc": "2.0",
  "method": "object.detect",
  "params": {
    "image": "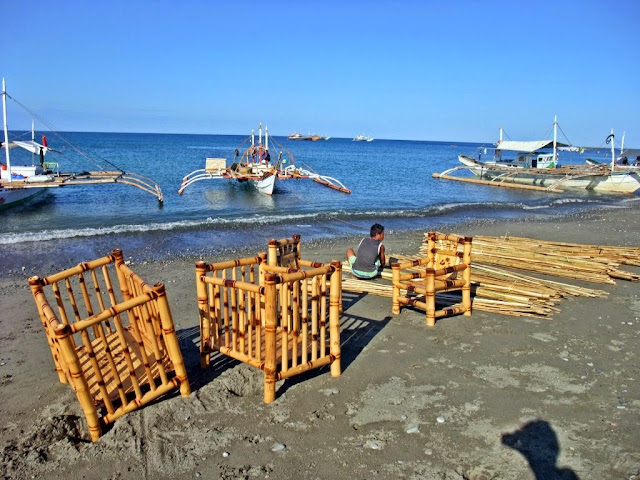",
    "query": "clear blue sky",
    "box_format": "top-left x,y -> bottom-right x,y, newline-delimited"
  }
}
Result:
2,0 -> 639,146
